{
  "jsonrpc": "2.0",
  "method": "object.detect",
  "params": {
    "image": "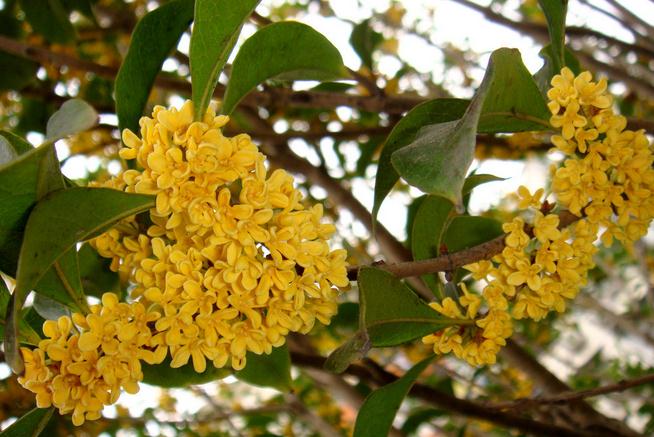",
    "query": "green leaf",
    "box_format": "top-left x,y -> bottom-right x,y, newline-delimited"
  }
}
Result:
324,330 -> 370,373
32,293 -> 71,320
5,187 -> 153,372
461,173 -> 505,210
358,267 -> 452,347
372,99 -> 468,225
45,99 -> 98,142
190,0 -> 261,120
0,53 -> 38,91
13,187 -> 153,309
537,0 -> 568,73
477,48 -> 550,133
0,278 -> 41,346
461,174 -> 505,197
236,344 -> 292,391
142,357 -> 232,388
0,130 -> 33,161
534,44 -> 580,96
353,356 -> 434,437
20,0 -> 75,43
77,243 -> 121,299
401,408 -> 446,435
115,0 -> 194,134
0,407 -> 54,437
0,145 -> 58,278
411,195 -> 453,295
391,48 -> 545,206
350,18 -> 383,70
33,247 -> 87,312
222,21 -> 348,114
0,136 -> 19,165
0,10 -> 37,89
442,216 -> 503,252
